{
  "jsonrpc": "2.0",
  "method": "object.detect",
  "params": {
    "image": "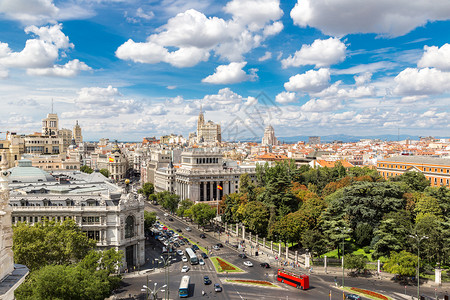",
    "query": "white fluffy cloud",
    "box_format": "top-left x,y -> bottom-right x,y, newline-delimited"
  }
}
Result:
27,59 -> 91,77
284,68 -> 330,92
275,91 -> 297,104
258,51 -> 272,61
282,38 -> 346,68
394,67 -> 450,95
0,0 -> 58,24
300,98 -> 342,112
202,62 -> 257,84
116,1 -> 283,67
0,24 -> 90,77
418,44 -> 450,71
290,0 -> 450,37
